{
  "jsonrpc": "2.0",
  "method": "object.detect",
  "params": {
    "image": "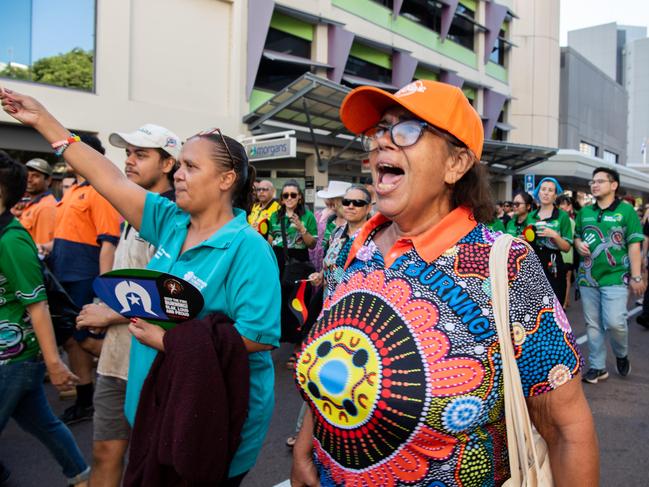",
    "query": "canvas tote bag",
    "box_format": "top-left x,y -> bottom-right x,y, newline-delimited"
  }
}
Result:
489,234 -> 554,486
